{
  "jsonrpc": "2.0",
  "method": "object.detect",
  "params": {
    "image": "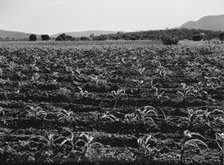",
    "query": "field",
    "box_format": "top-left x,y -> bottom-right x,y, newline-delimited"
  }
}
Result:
0,40 -> 224,165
